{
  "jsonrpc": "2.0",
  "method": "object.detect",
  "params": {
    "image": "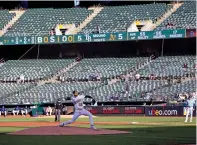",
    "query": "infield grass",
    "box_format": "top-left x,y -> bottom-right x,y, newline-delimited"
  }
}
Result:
0,116 -> 196,145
